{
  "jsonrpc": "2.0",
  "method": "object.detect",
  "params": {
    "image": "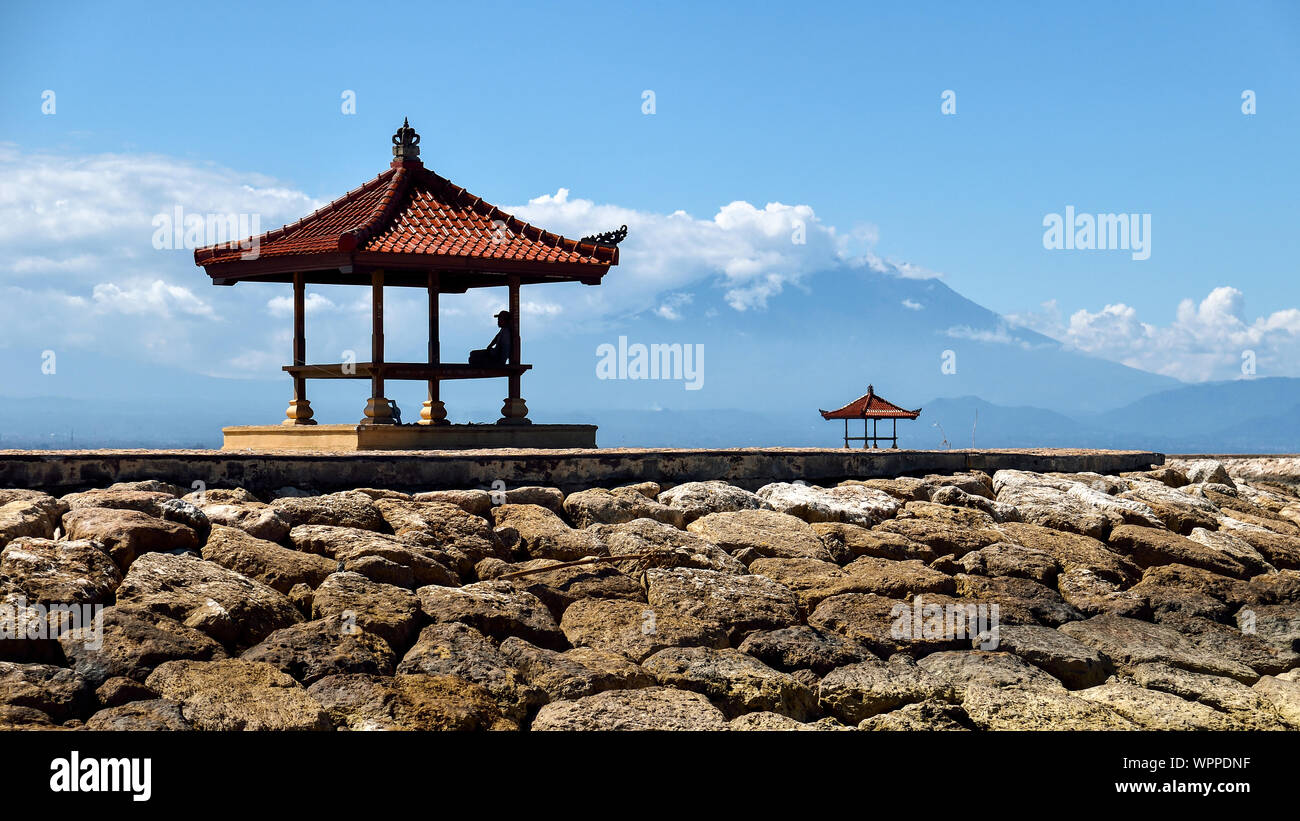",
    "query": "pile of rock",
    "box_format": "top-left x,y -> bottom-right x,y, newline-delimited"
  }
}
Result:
1,461 -> 1298,731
